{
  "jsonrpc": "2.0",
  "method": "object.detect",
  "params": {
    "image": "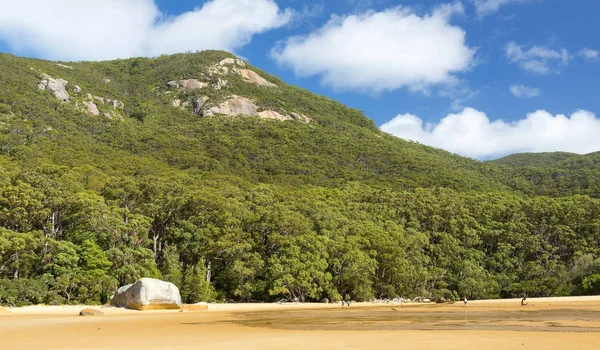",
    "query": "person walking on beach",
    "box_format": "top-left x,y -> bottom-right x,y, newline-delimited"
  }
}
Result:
463,297 -> 468,307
